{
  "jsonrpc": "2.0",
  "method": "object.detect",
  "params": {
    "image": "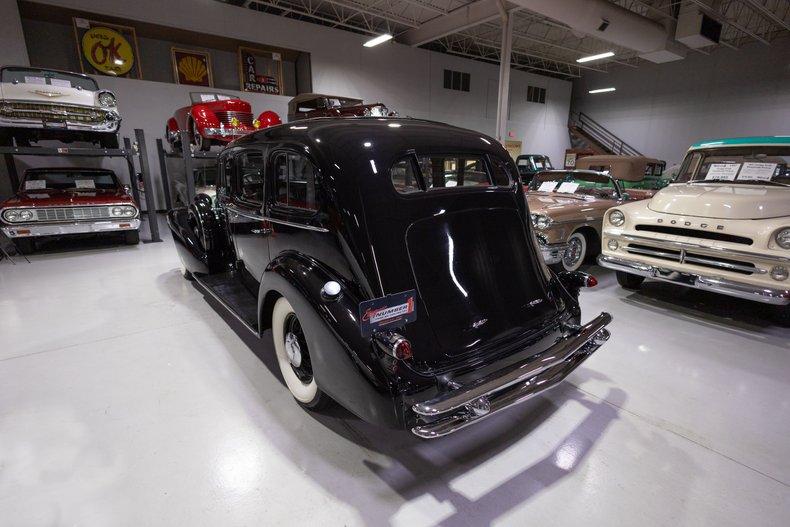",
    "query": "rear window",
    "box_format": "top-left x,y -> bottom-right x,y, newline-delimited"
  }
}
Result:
391,154 -> 511,194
